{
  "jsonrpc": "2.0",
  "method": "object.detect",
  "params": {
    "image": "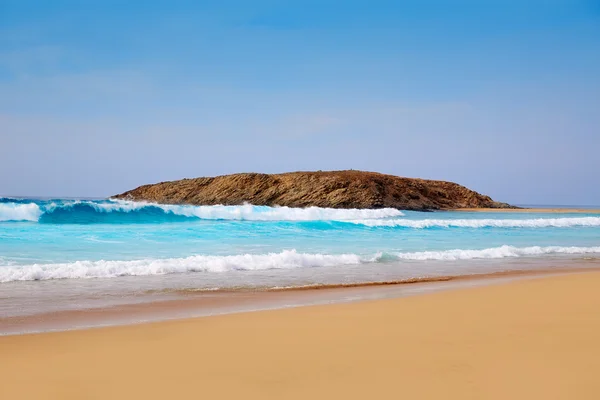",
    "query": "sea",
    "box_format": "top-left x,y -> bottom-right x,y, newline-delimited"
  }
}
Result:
1,197 -> 599,333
